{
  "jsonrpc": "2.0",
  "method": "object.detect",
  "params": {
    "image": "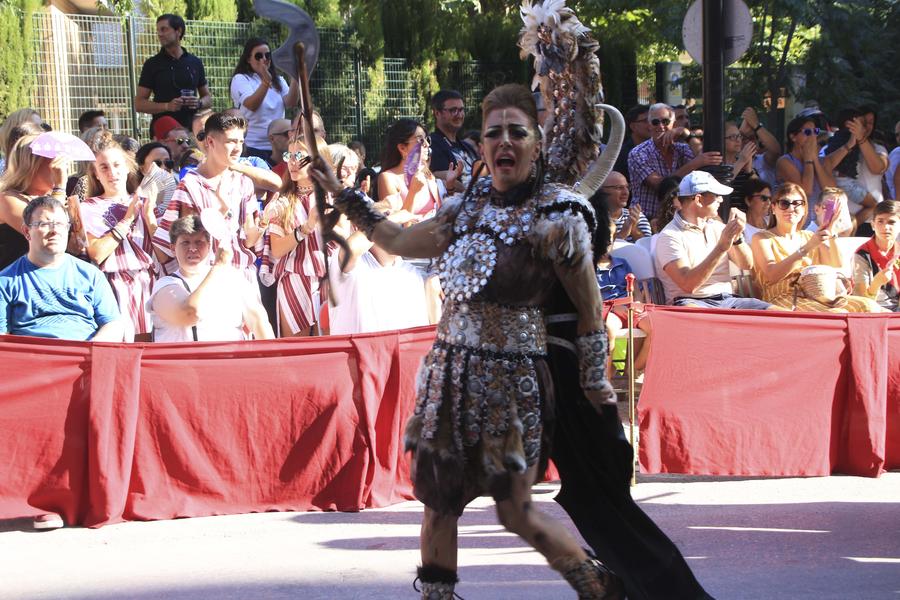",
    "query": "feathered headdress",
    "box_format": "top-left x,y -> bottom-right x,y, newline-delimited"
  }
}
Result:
518,0 -> 605,187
